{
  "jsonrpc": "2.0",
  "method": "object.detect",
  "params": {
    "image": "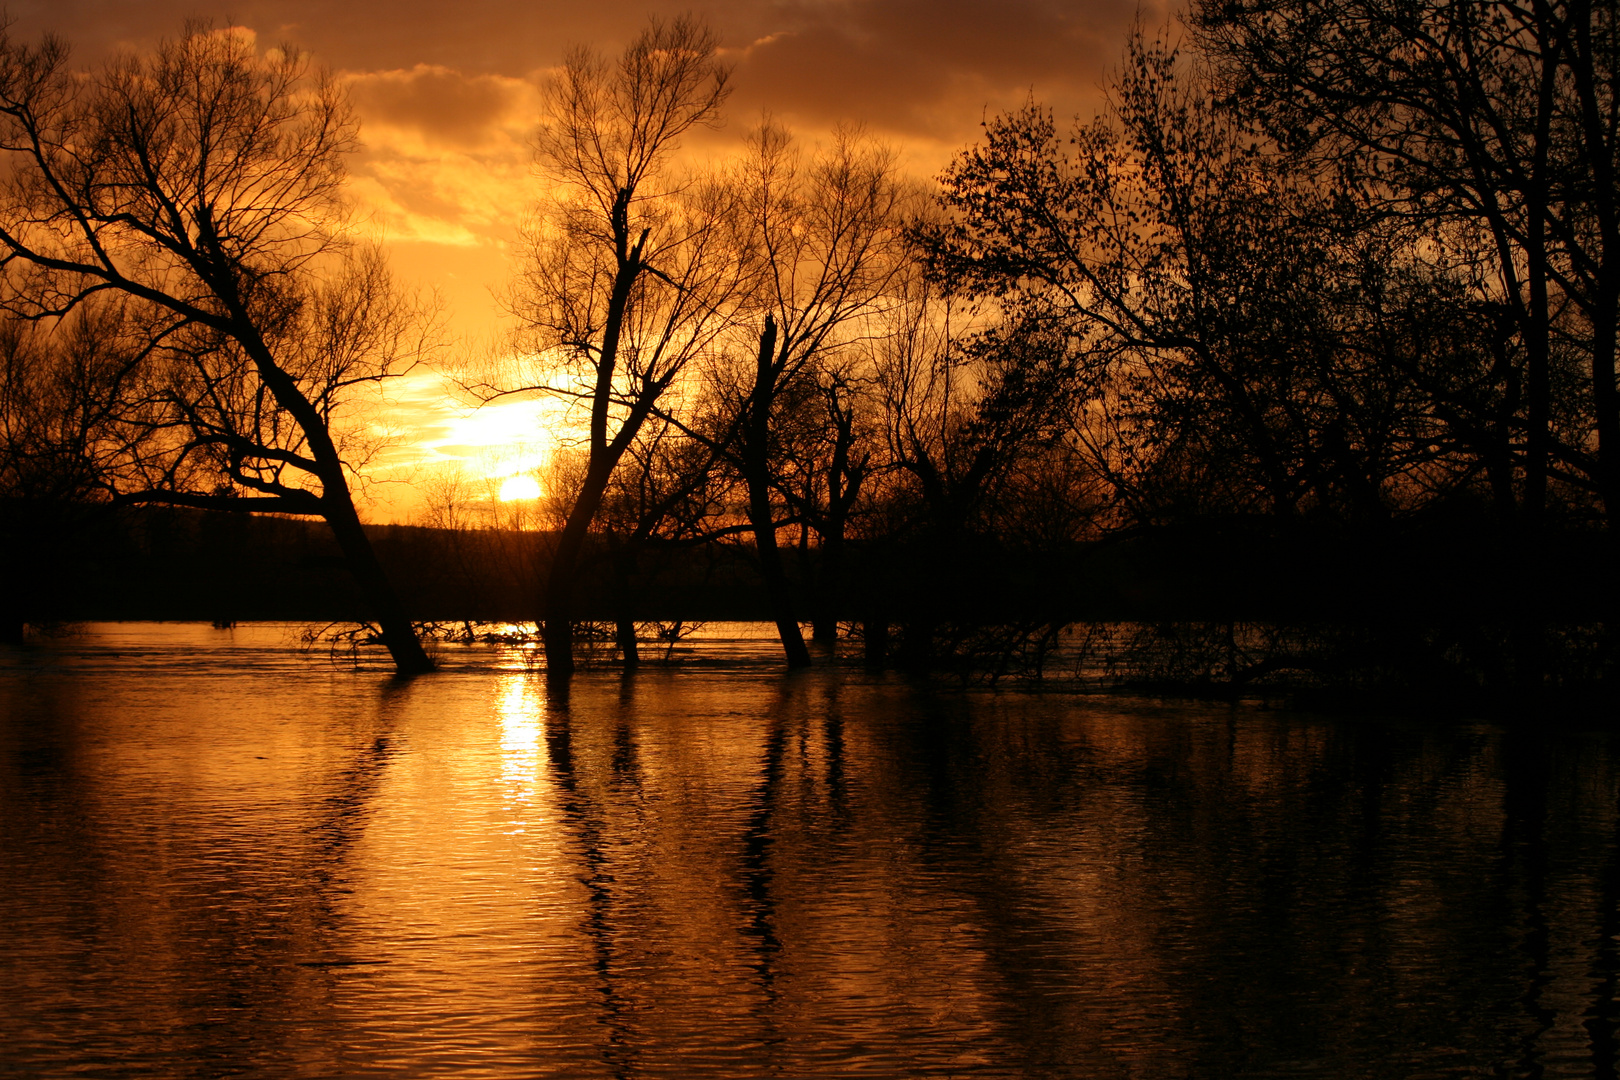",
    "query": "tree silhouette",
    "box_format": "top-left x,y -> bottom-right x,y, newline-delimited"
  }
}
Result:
724,124 -> 906,667
1194,0 -> 1620,530
0,22 -> 435,672
484,16 -> 746,679
0,301 -> 153,640
916,30 -> 1505,529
